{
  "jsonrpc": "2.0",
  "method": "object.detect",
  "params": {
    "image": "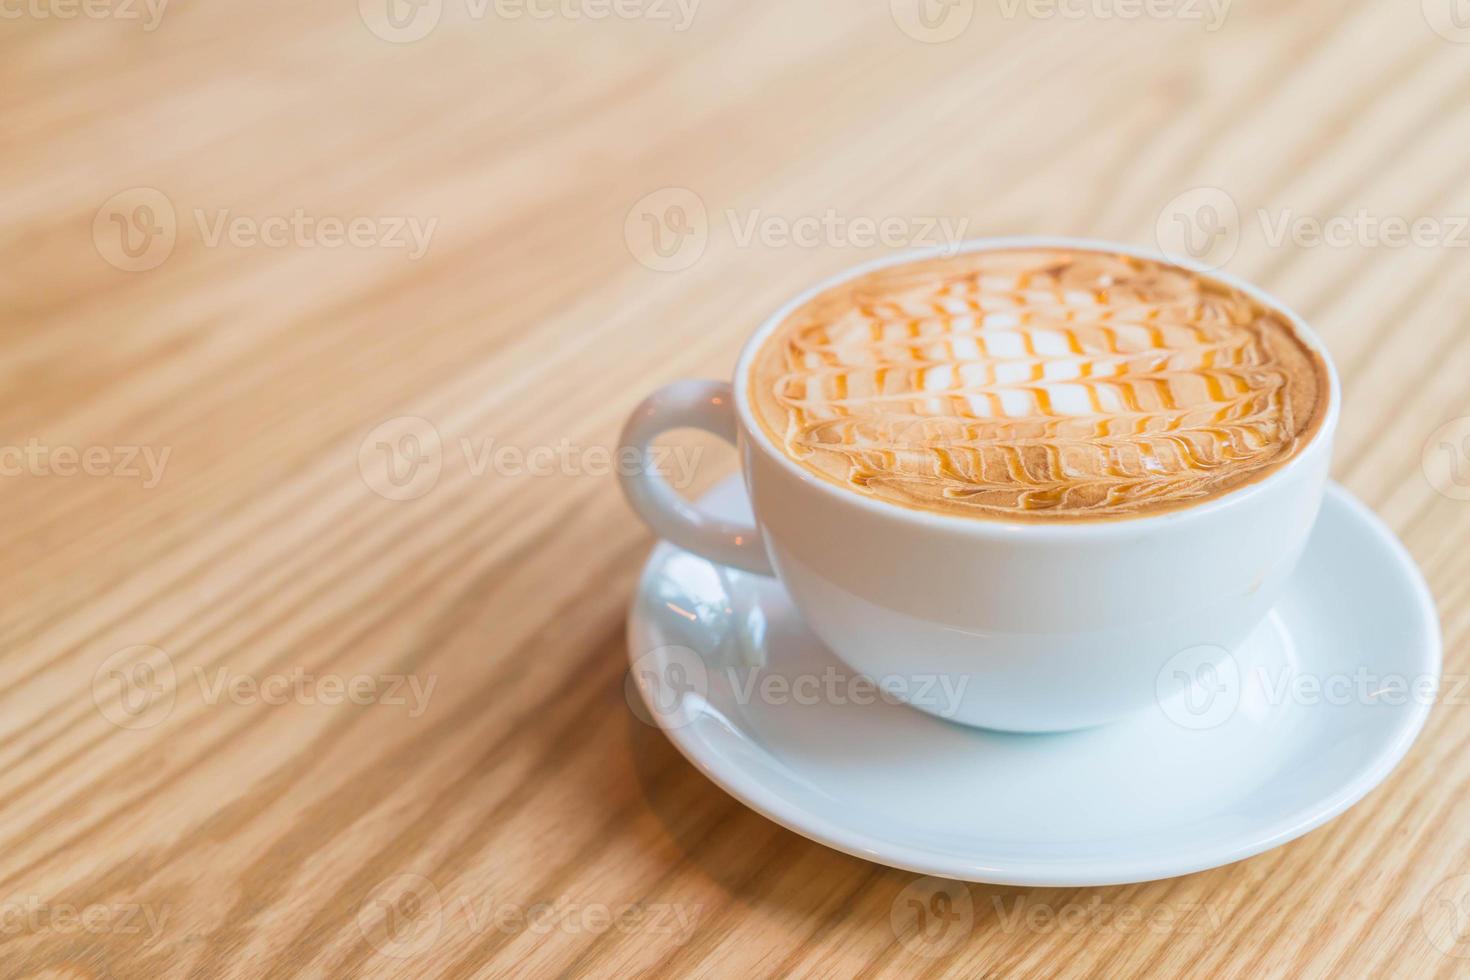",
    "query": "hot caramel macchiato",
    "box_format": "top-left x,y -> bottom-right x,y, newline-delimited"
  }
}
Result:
748,246 -> 1330,521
